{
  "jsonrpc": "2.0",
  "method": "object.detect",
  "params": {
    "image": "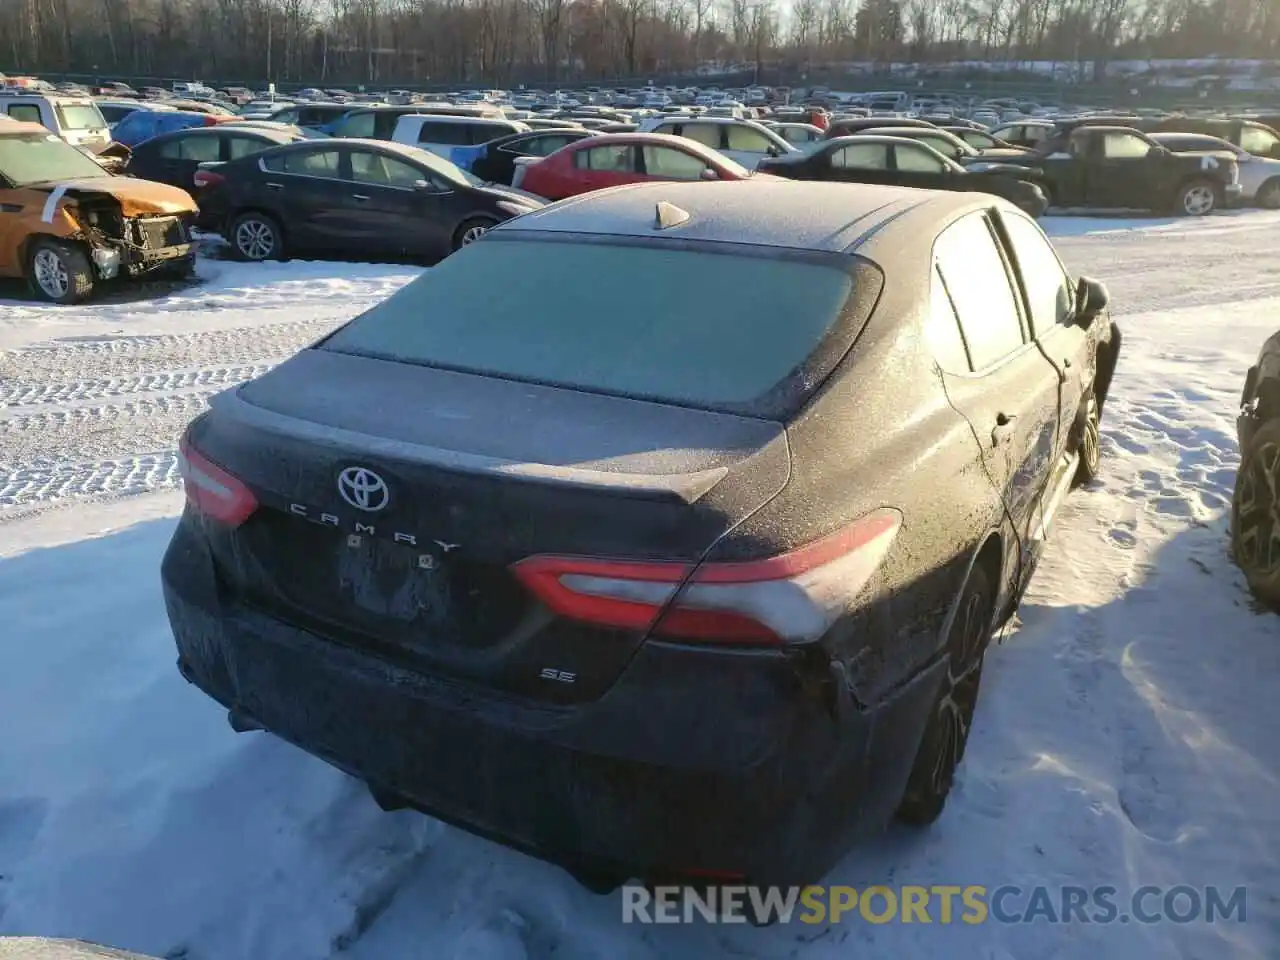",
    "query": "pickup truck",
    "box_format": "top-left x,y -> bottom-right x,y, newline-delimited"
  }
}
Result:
999,124 -> 1241,216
